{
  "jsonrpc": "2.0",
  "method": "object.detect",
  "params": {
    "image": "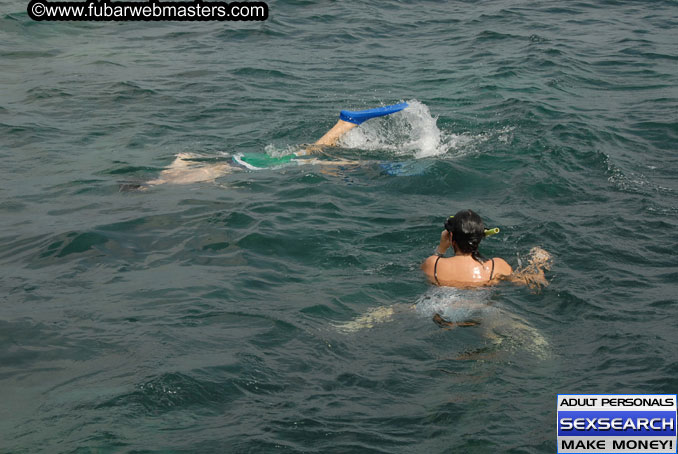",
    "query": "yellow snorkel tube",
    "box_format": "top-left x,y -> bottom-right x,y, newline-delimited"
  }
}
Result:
484,227 -> 500,237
